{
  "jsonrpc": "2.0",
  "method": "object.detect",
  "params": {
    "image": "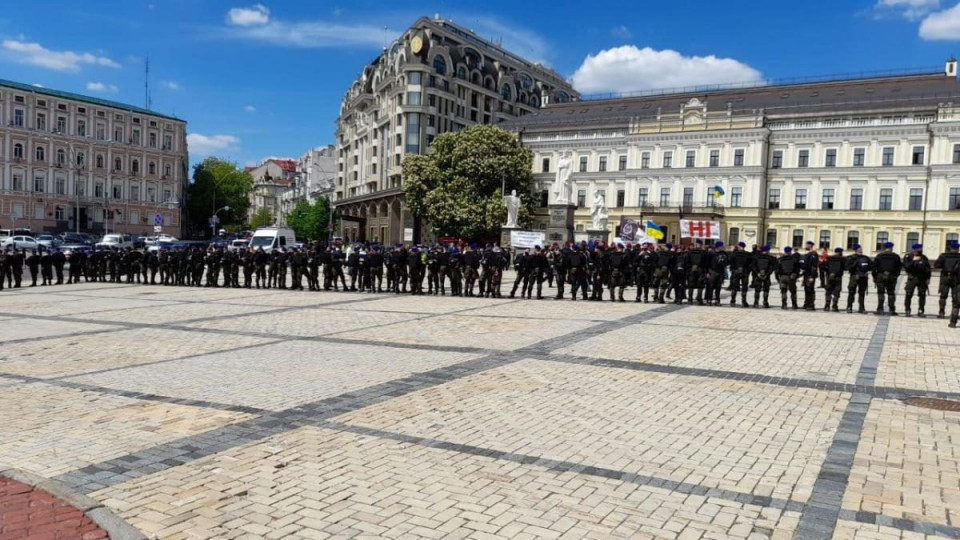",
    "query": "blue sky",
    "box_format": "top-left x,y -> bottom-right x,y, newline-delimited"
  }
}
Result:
2,0 -> 959,167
